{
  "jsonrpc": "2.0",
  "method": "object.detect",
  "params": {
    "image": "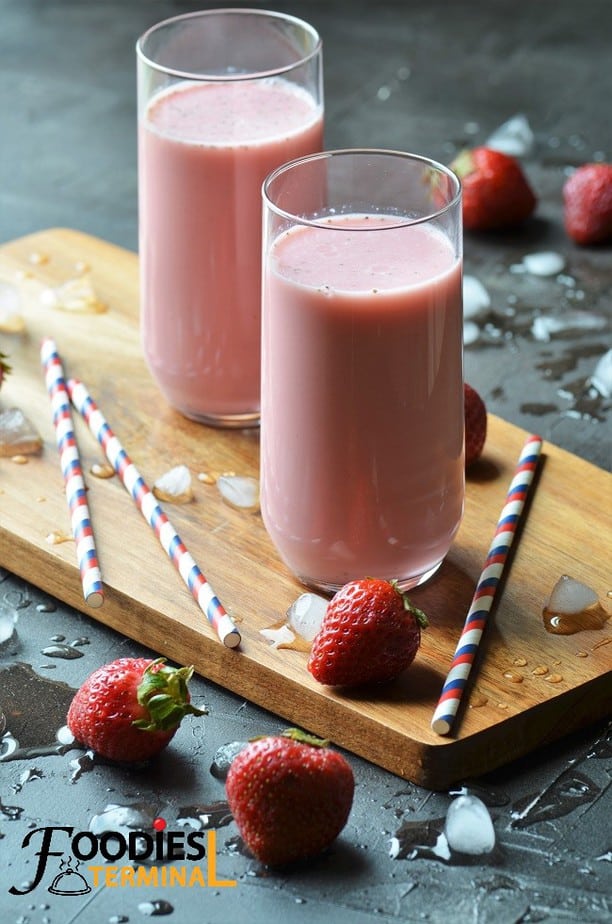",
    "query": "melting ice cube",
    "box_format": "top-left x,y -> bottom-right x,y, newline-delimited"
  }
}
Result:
444,794 -> 496,855
0,280 -> 25,332
152,464 -> 193,503
522,251 -> 566,277
486,114 -> 534,157
217,475 -> 259,510
591,349 -> 612,398
286,592 -> 328,642
463,275 -> 491,320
